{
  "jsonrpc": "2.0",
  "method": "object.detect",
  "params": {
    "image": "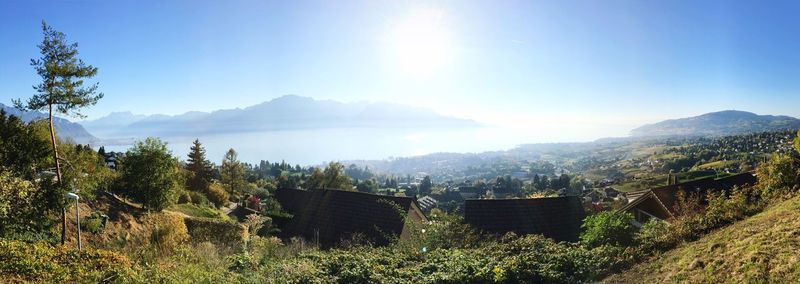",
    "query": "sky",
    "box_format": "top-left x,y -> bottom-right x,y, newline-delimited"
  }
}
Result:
1,0 -> 800,140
